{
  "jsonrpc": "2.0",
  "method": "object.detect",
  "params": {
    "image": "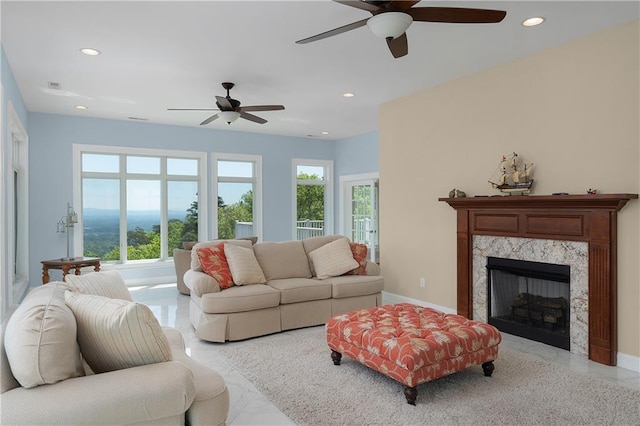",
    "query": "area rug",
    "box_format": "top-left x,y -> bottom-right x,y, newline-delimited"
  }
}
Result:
217,326 -> 640,425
